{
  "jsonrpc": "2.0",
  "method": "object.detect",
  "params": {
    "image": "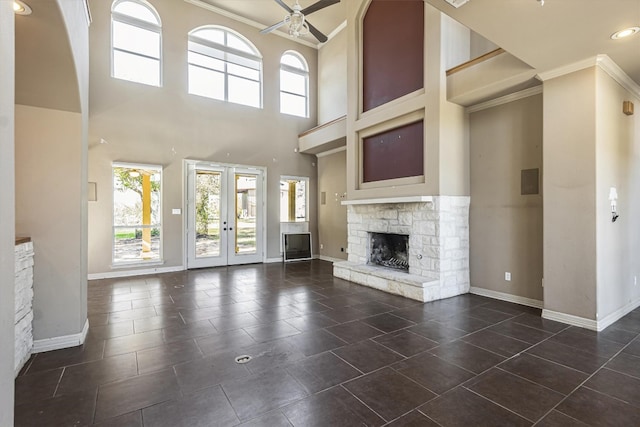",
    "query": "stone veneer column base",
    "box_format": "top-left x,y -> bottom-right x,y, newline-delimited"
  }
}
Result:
335,196 -> 470,302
